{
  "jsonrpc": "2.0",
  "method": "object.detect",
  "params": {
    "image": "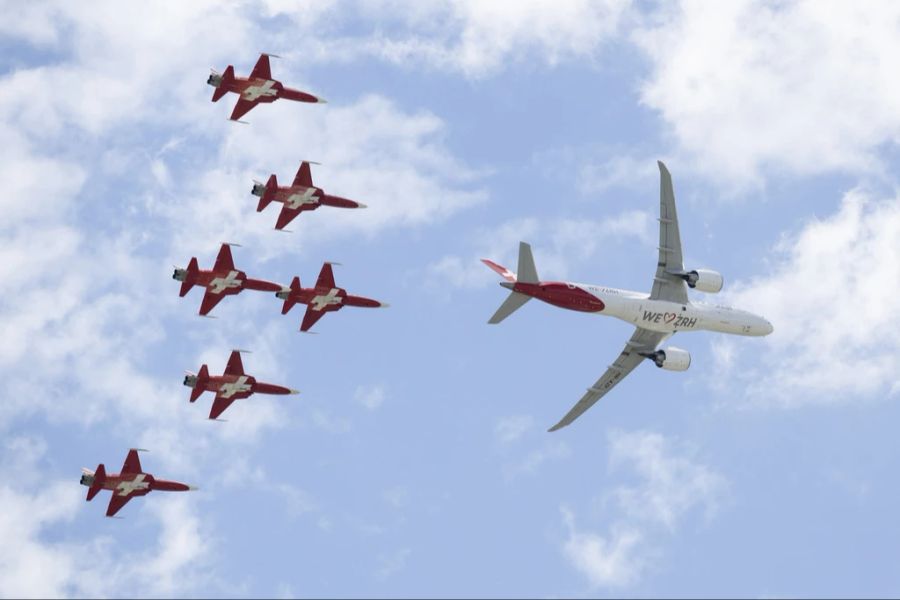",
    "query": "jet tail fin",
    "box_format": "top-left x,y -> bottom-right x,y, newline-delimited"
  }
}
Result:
86,464 -> 106,501
516,241 -> 539,284
488,291 -> 531,324
179,257 -> 199,297
281,276 -> 301,314
257,174 -> 278,212
211,66 -> 234,102
190,364 -> 209,402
